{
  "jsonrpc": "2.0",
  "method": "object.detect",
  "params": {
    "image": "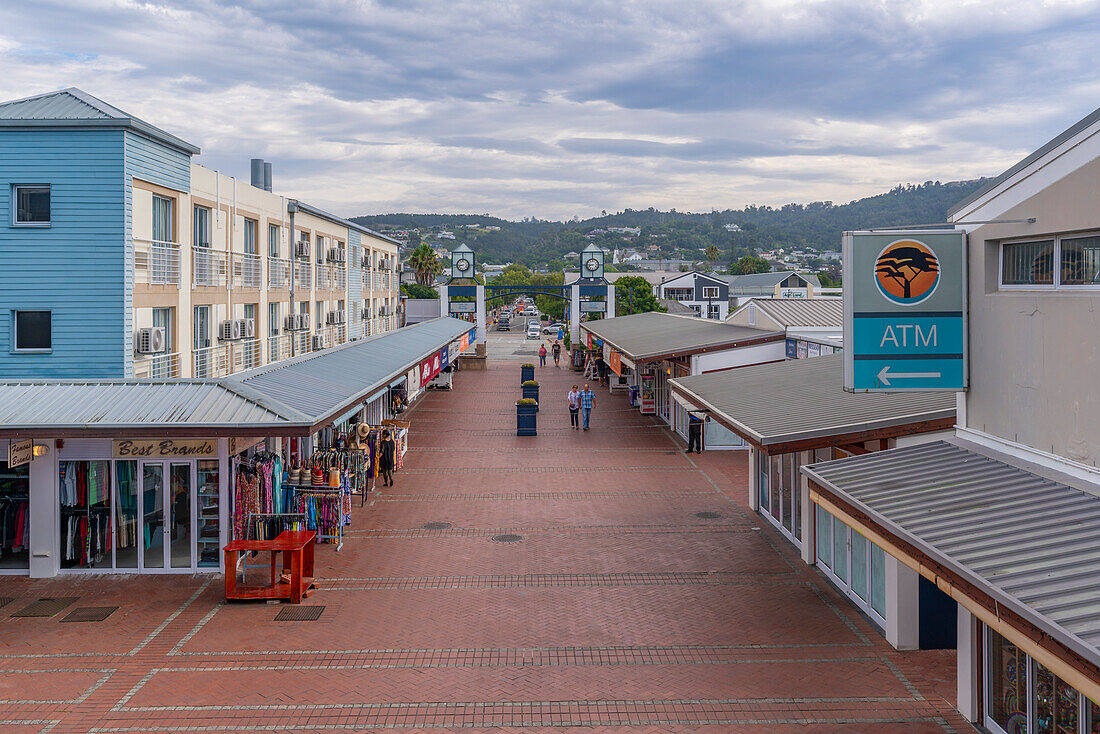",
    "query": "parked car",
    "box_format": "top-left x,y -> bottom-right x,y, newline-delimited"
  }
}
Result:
542,322 -> 566,334
526,323 -> 541,339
